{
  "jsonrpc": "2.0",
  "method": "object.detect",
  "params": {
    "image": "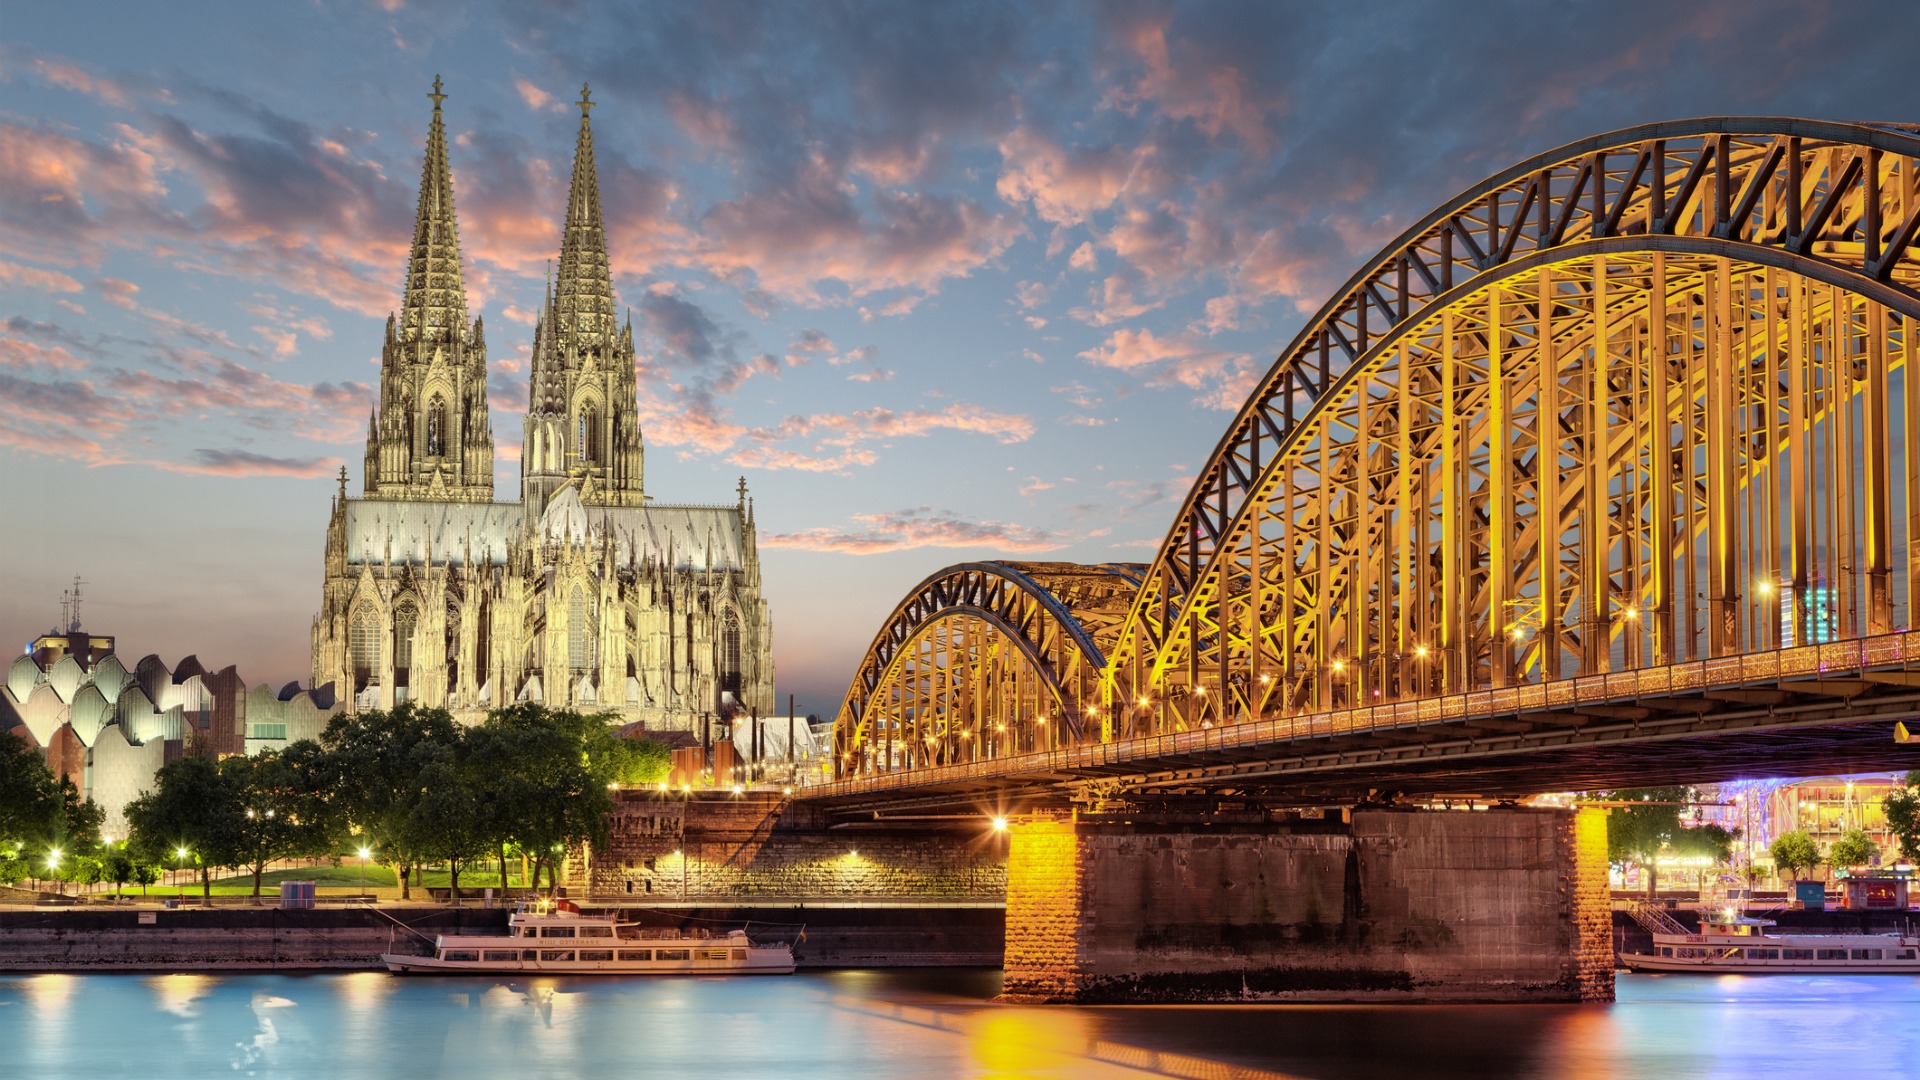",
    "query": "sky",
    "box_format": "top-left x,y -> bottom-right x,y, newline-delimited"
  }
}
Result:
2,0 -> 1915,717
